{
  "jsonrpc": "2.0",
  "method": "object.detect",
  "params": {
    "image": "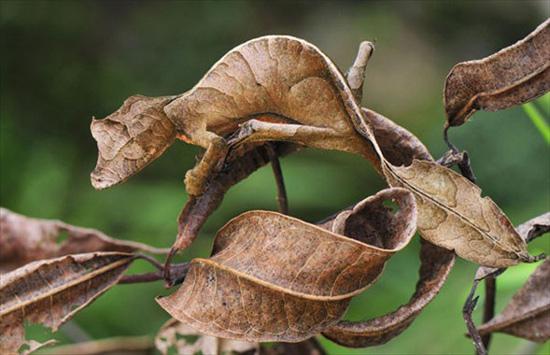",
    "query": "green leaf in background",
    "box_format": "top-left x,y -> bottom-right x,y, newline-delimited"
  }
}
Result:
523,95 -> 550,145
